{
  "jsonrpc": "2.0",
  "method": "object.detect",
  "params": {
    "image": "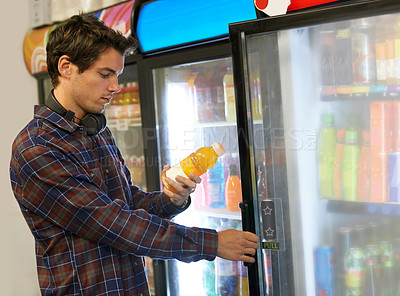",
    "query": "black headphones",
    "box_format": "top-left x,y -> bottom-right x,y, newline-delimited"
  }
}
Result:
45,90 -> 106,136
